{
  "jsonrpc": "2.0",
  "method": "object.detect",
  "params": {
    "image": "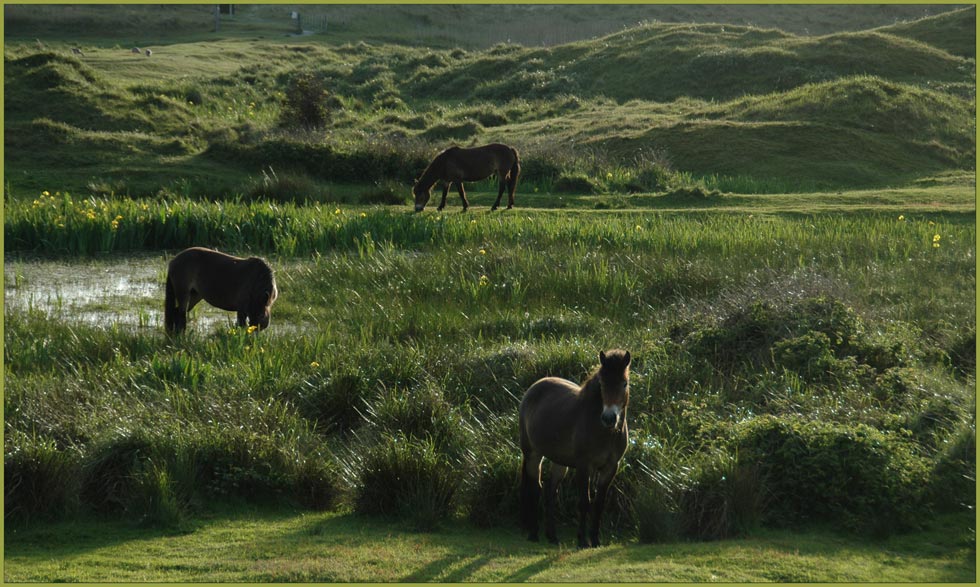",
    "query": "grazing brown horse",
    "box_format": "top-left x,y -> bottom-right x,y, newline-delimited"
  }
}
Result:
519,349 -> 631,548
164,247 -> 278,334
413,143 -> 520,212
